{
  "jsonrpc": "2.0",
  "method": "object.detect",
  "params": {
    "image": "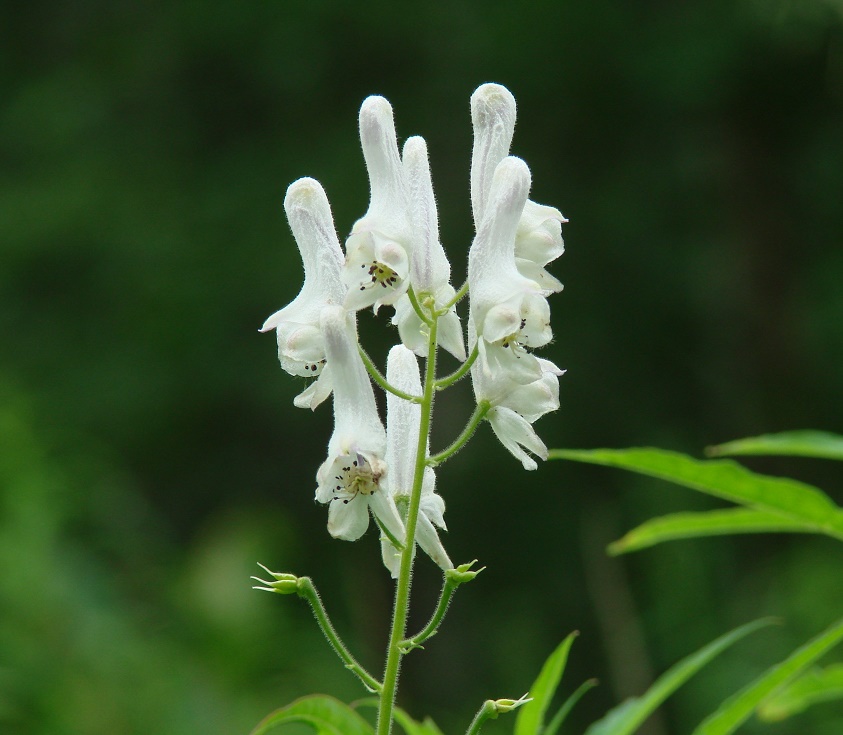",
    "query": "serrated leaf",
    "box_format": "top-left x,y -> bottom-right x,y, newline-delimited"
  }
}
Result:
514,632 -> 578,735
707,430 -> 843,461
608,508 -> 819,555
692,617 -> 843,735
758,664 -> 843,721
584,619 -> 772,735
549,448 -> 843,540
251,695 -> 374,735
